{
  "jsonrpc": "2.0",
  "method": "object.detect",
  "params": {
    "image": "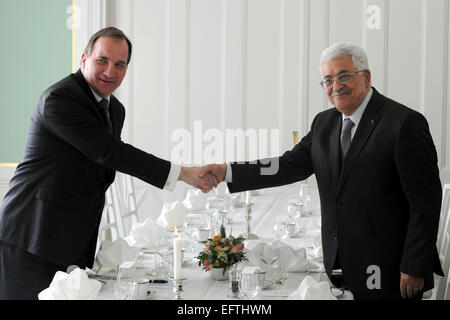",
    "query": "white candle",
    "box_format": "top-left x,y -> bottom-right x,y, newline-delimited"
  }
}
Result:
173,230 -> 182,280
246,191 -> 252,205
